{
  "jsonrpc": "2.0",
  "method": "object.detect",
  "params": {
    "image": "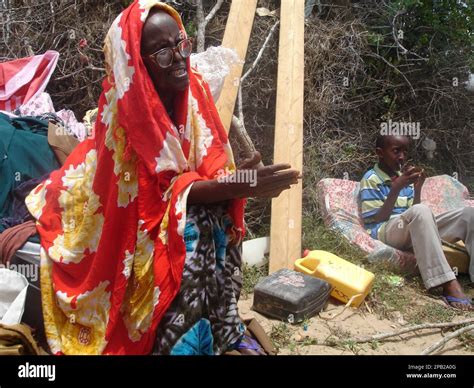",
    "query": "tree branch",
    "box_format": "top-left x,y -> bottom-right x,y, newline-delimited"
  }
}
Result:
421,323 -> 474,355
391,10 -> 427,62
366,52 -> 416,97
196,0 -> 225,53
237,84 -> 244,124
241,20 -> 279,82
196,0 -> 205,53
351,318 -> 474,344
54,65 -> 105,81
204,0 -> 224,26
230,115 -> 264,167
233,20 -> 279,163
